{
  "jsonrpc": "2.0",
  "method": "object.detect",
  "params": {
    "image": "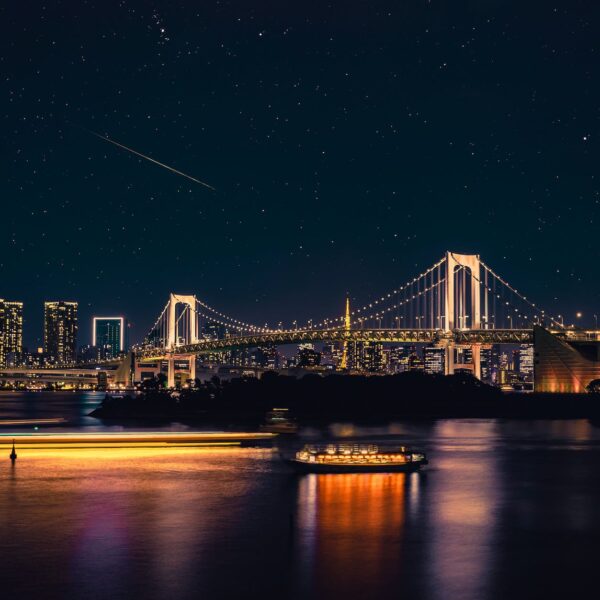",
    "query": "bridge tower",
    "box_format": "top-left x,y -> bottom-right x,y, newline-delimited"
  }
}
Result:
166,294 -> 198,387
444,252 -> 482,377
167,293 -> 199,349
444,251 -> 481,331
